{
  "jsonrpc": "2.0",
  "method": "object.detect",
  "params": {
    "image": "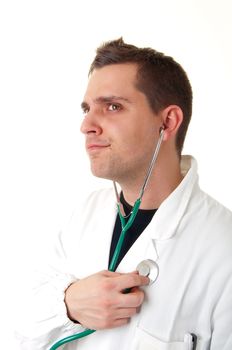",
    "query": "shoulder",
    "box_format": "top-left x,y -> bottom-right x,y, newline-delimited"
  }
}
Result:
194,189 -> 232,233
